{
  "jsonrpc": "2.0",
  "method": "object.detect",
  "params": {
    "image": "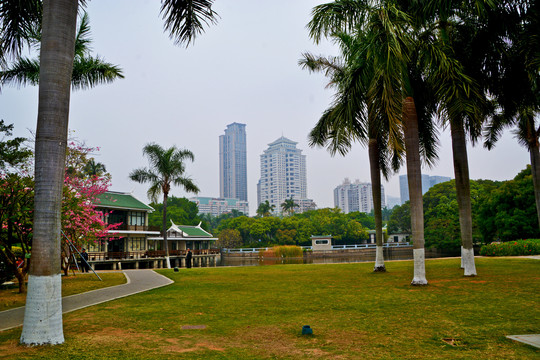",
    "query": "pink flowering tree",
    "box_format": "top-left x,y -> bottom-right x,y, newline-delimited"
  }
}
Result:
0,173 -> 34,293
1,140 -> 120,291
60,141 -> 119,275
